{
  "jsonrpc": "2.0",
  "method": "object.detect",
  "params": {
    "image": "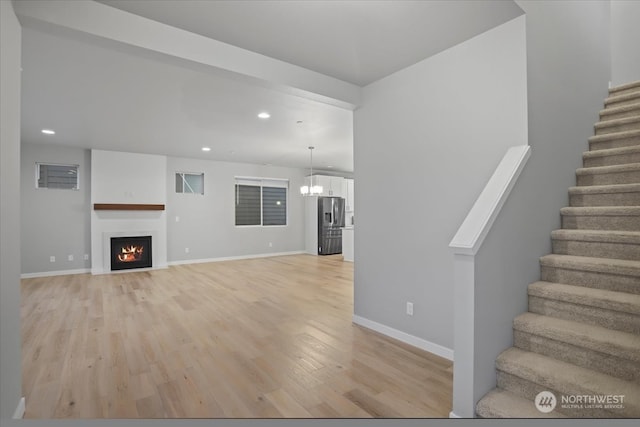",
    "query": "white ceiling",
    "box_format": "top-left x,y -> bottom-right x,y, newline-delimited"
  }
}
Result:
18,0 -> 522,173
98,0 -> 523,86
21,25 -> 355,171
